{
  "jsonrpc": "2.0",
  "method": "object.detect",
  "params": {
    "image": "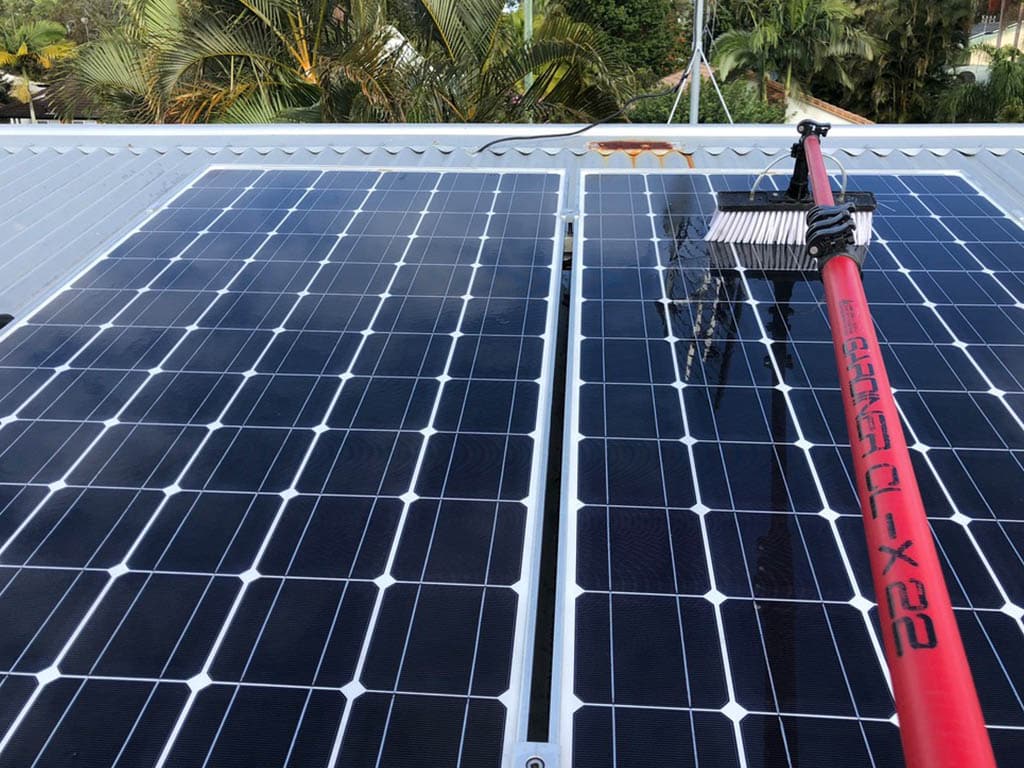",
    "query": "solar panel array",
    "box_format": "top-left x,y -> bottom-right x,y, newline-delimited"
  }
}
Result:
2,161 -> 1024,768
0,167 -> 564,767
563,172 -> 1024,768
